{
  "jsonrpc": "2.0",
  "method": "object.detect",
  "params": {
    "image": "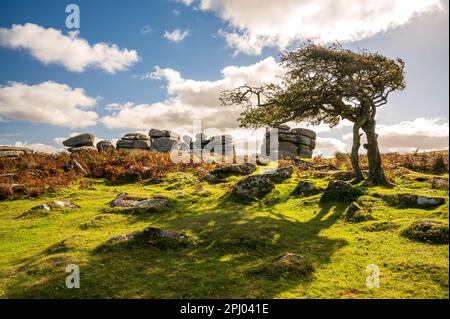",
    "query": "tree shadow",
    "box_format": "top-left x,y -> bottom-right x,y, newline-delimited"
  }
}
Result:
4,195 -> 351,298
